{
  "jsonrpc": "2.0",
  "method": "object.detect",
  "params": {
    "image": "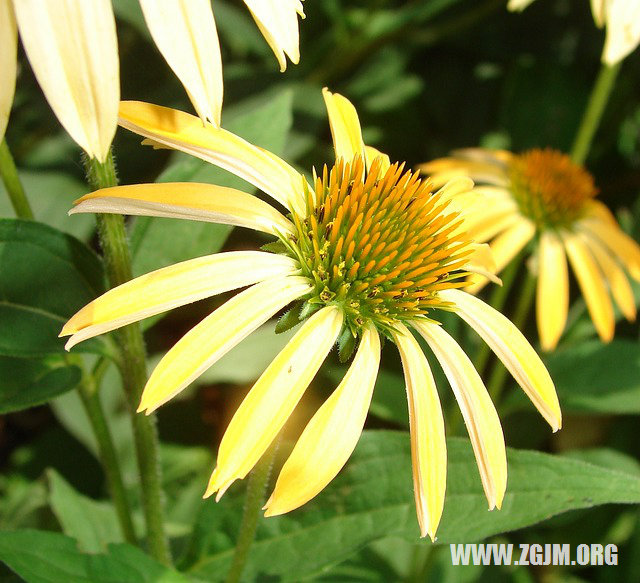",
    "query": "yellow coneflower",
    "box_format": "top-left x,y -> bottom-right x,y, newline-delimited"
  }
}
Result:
420,147 -> 640,351
508,0 -> 640,65
0,0 -> 305,157
60,89 -> 561,540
